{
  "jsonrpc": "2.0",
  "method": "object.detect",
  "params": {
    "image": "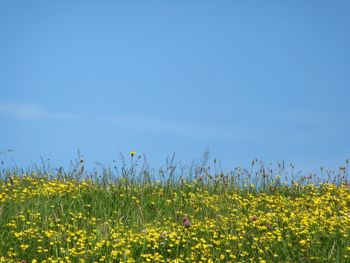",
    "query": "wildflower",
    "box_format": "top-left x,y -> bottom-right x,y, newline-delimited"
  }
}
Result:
111,250 -> 118,258
160,231 -> 167,238
130,151 -> 136,157
183,215 -> 191,228
20,244 -> 29,251
299,240 -> 307,245
251,216 -> 257,221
